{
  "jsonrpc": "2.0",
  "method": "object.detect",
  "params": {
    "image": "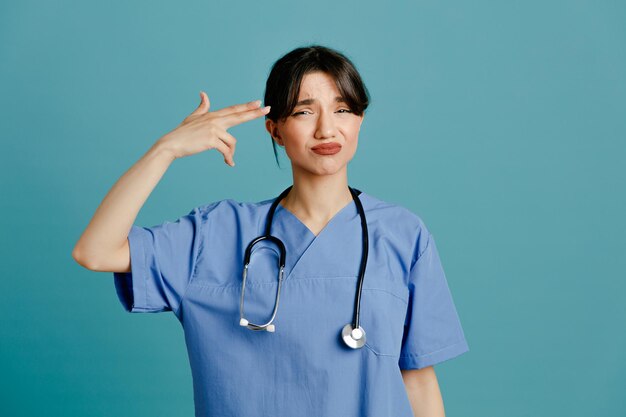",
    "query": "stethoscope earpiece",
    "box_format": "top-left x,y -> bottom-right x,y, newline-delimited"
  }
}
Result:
239,318 -> 276,333
239,185 -> 369,349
